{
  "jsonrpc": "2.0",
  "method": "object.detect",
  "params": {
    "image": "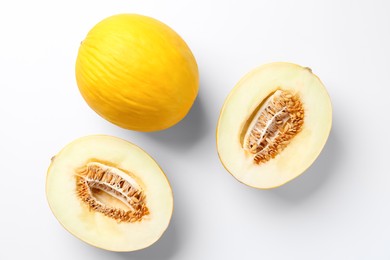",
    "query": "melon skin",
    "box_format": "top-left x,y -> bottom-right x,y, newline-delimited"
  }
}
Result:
216,62 -> 332,189
75,14 -> 199,132
46,135 -> 173,252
